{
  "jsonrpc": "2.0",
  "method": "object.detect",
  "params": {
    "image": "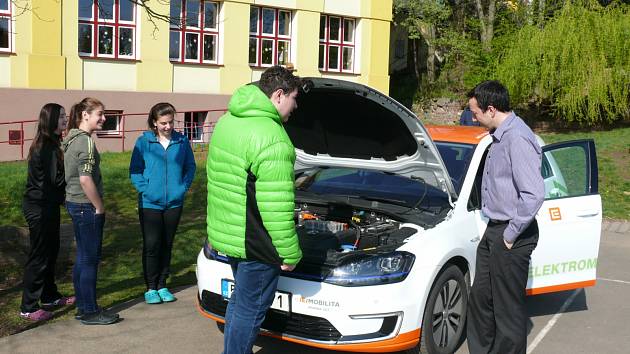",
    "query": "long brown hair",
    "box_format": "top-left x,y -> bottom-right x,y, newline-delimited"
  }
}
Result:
67,97 -> 104,133
147,102 -> 176,135
28,103 -> 64,161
